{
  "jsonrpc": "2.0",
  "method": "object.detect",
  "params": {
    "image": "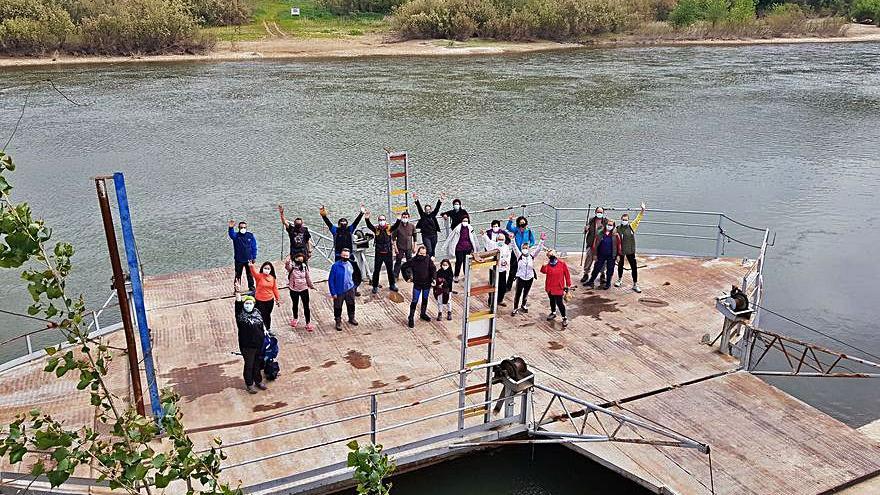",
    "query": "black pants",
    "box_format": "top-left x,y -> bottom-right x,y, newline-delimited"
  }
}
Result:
333,288 -> 356,321
454,249 -> 472,278
289,289 -> 311,323
393,249 -> 413,280
488,268 -> 508,306
371,253 -> 395,288
549,294 -> 567,318
513,277 -> 534,308
423,233 -> 438,257
506,252 -> 518,290
241,346 -> 263,386
589,256 -> 616,287
255,299 -> 274,332
234,262 -> 255,291
617,254 -> 638,284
